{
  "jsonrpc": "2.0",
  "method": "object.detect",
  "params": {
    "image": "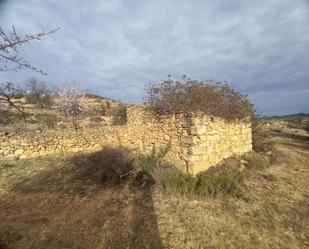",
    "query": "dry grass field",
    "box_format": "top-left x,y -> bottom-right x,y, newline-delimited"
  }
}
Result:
0,116 -> 308,249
